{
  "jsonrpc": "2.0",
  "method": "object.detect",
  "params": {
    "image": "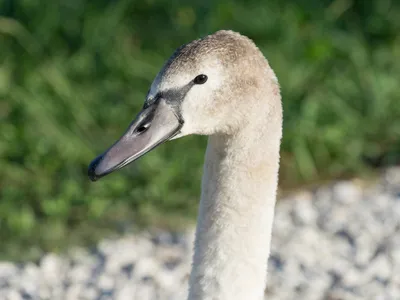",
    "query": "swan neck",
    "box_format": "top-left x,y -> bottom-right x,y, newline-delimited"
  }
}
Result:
188,119 -> 282,300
